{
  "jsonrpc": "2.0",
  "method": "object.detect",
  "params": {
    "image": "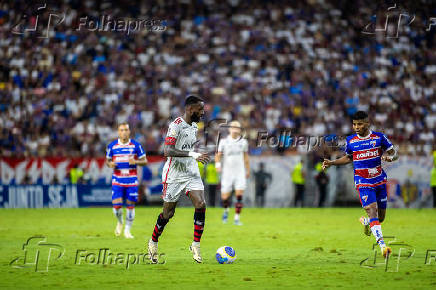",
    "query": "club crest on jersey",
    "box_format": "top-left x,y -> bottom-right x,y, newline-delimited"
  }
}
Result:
362,195 -> 368,202
169,129 -> 177,137
370,140 -> 376,147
